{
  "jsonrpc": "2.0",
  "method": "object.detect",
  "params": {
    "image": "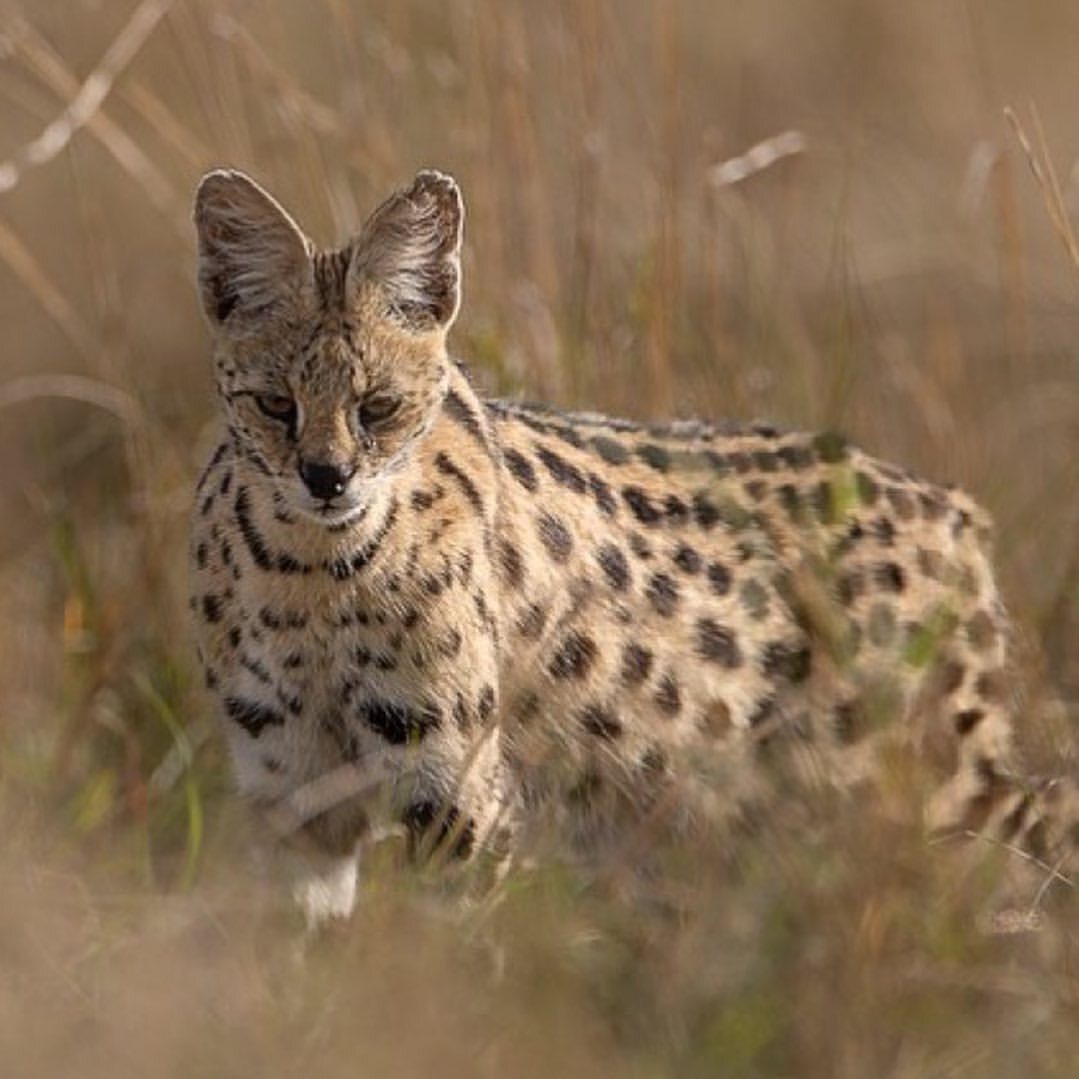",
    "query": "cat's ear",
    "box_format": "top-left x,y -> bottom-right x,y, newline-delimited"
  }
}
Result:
194,170 -> 313,328
347,170 -> 463,332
